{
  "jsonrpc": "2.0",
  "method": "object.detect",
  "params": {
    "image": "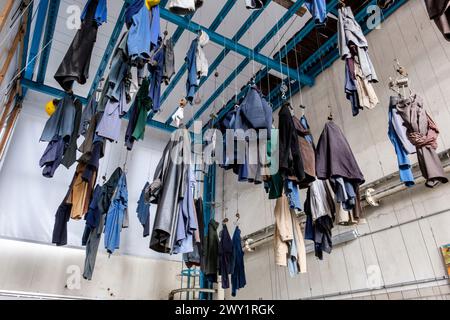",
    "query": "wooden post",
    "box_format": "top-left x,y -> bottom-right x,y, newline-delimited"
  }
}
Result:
0,0 -> 15,34
0,28 -> 22,86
